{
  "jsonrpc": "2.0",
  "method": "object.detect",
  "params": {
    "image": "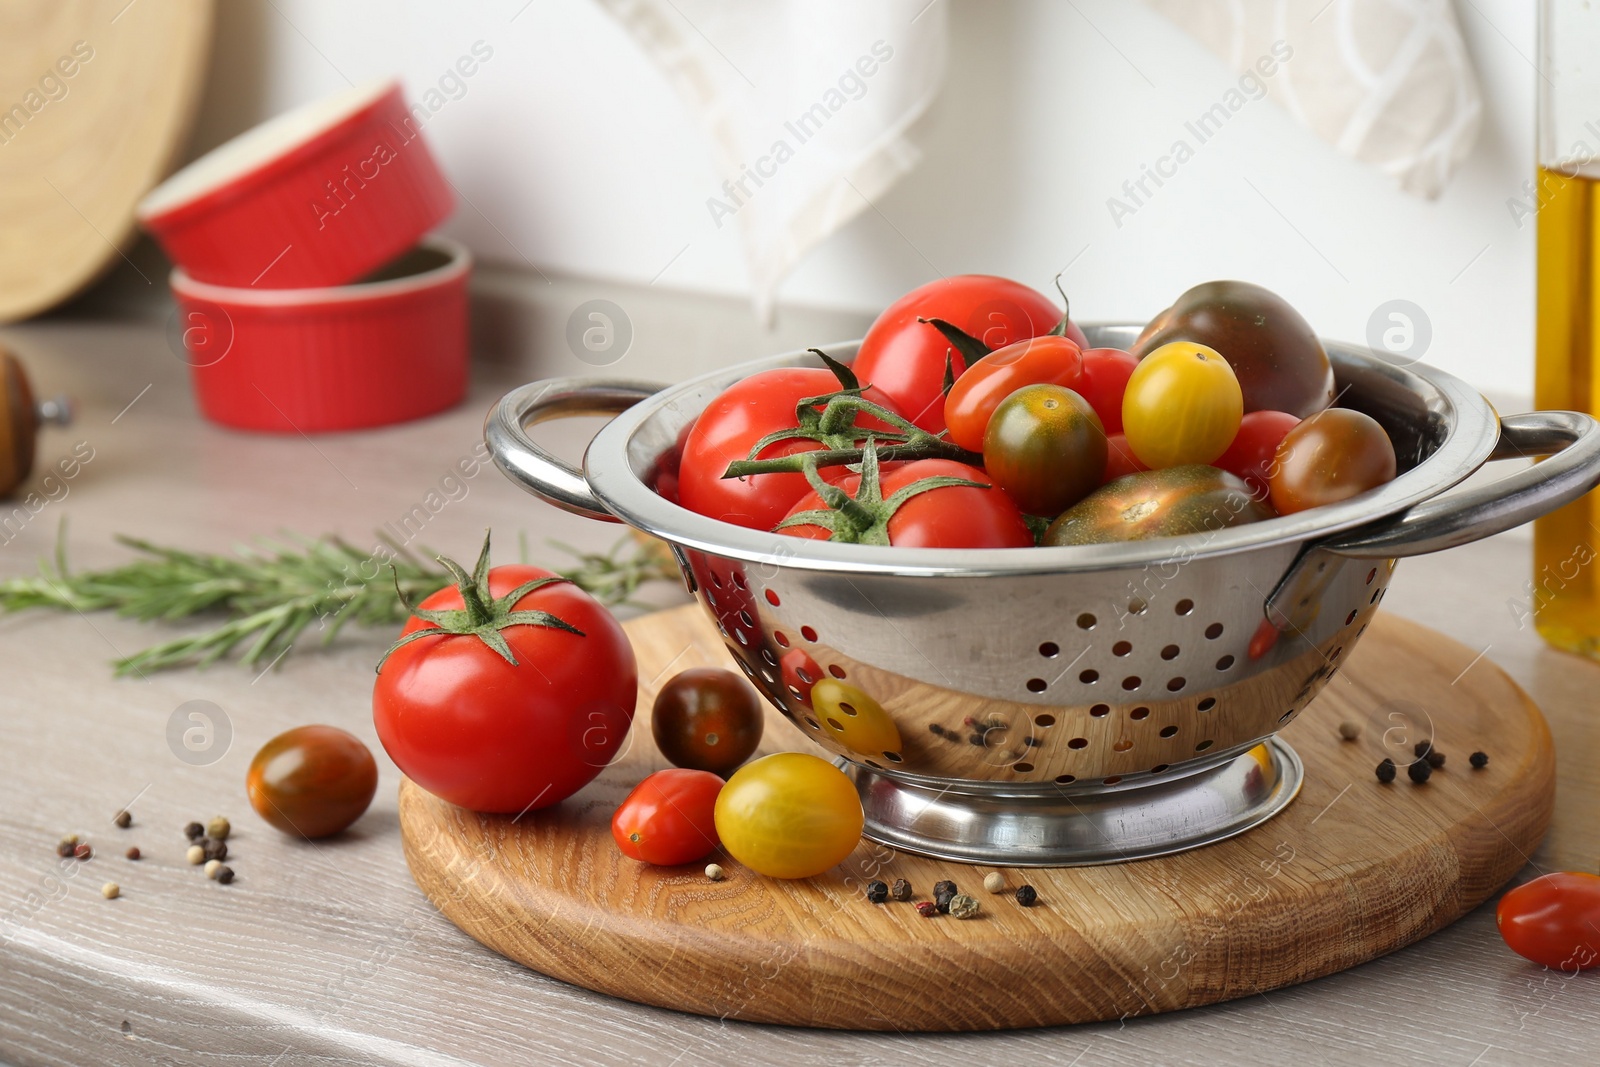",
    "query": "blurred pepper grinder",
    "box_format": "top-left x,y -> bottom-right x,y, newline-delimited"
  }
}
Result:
1,347 -> 73,498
